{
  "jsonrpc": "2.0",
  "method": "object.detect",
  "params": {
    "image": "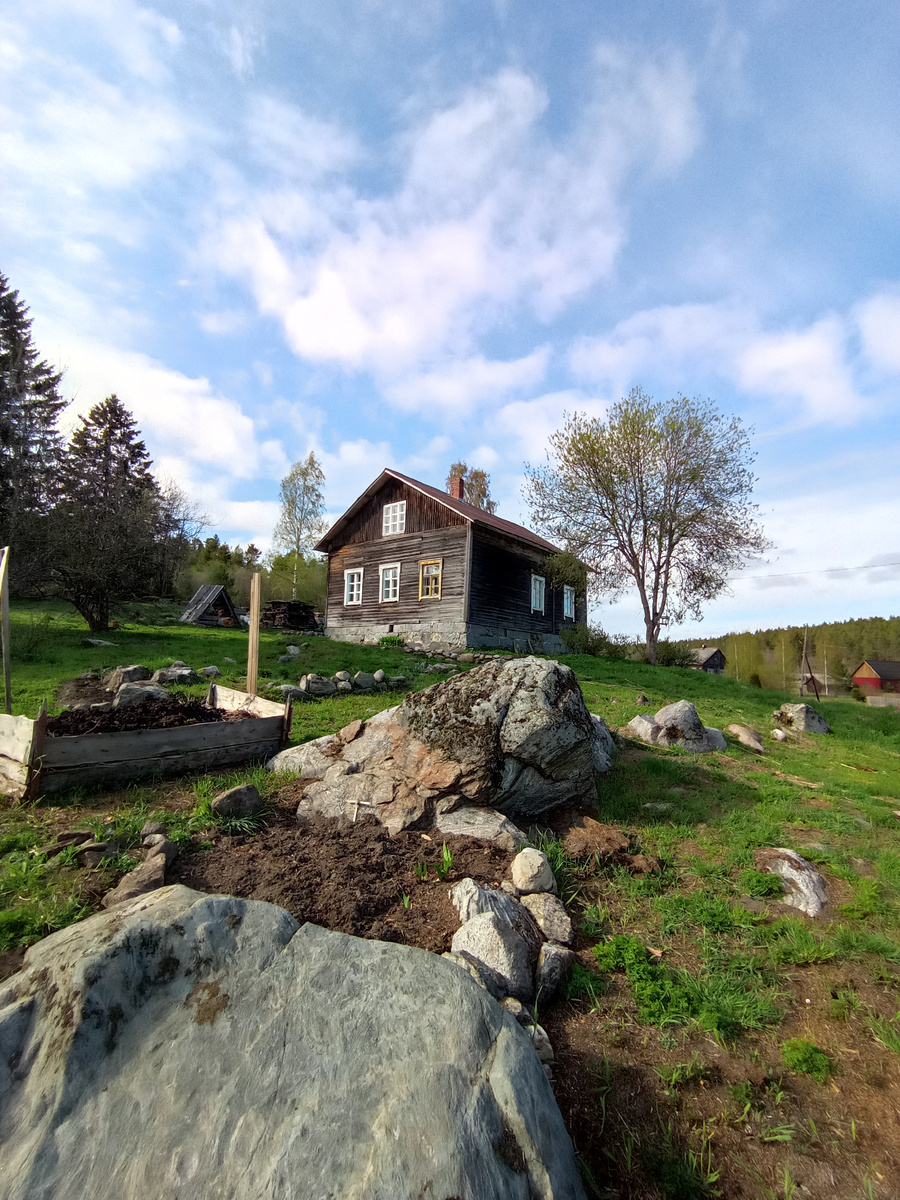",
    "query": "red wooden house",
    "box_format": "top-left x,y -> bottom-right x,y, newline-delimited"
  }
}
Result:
852,660 -> 900,693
